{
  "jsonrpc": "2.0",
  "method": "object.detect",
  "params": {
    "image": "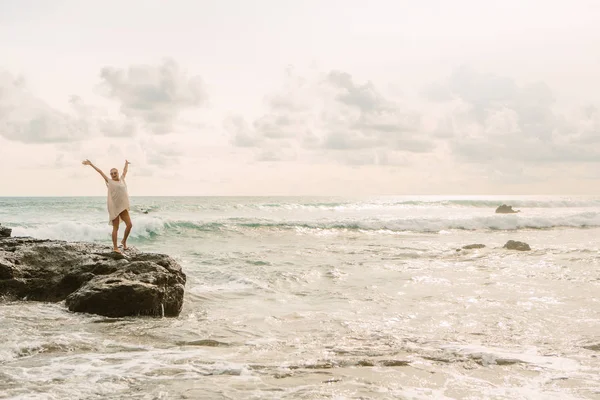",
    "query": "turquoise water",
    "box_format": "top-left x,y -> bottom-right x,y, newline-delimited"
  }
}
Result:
1,196 -> 600,399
